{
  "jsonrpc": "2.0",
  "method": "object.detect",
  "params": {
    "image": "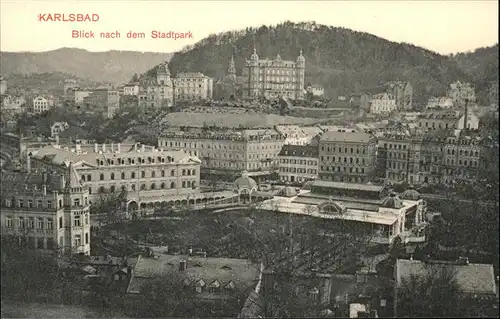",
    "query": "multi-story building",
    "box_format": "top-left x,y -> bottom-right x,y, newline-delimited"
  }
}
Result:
123,84 -> 140,96
175,72 -> 213,101
83,88 -> 120,118
370,93 -> 397,115
63,79 -> 78,101
29,143 -> 204,212
66,88 -> 93,105
1,164 -> 91,255
242,49 -> 305,100
456,110 -> 480,130
0,75 -> 7,95
443,129 -> 482,184
278,145 -> 319,184
426,97 -> 454,110
318,131 -> 377,183
50,122 -> 69,137
1,95 -> 26,114
385,81 -> 413,110
158,128 -> 285,182
448,81 -> 476,107
274,125 -> 312,145
378,131 -> 417,184
138,61 -> 174,109
416,110 -> 461,131
32,96 -> 53,114
306,85 -> 324,96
